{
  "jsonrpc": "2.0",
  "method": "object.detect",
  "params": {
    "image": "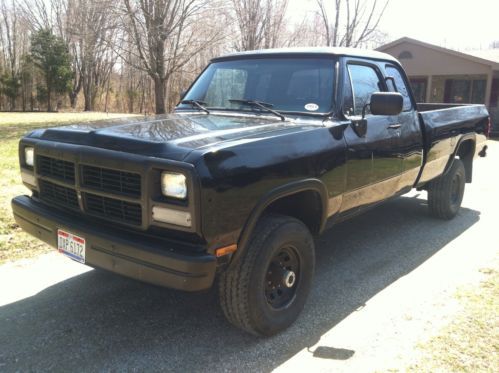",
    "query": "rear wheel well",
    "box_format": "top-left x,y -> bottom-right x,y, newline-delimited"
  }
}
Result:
456,139 -> 474,183
263,190 -> 323,235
